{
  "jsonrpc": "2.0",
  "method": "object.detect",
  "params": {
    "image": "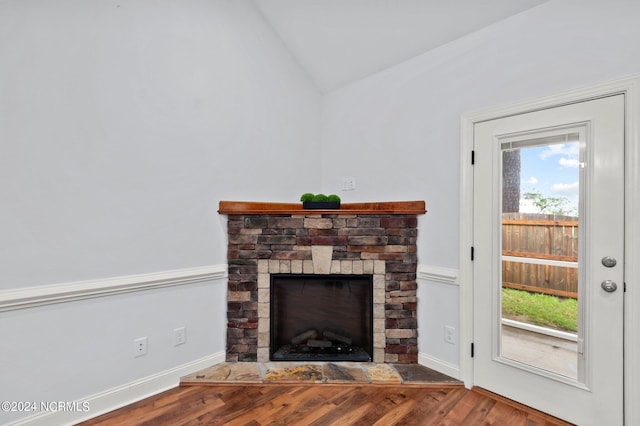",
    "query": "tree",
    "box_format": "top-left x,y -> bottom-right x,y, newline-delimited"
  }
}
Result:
522,191 -> 577,216
502,150 -> 521,213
